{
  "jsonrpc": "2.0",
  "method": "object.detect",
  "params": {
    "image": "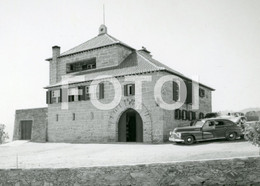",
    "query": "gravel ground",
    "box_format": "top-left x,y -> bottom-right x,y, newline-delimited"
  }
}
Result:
0,139 -> 258,169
